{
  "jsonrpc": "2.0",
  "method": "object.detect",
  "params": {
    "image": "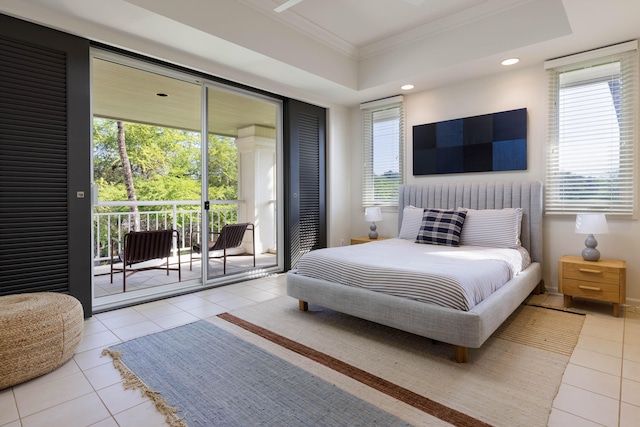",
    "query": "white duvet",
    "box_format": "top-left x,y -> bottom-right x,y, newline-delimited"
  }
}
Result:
296,238 -> 531,311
